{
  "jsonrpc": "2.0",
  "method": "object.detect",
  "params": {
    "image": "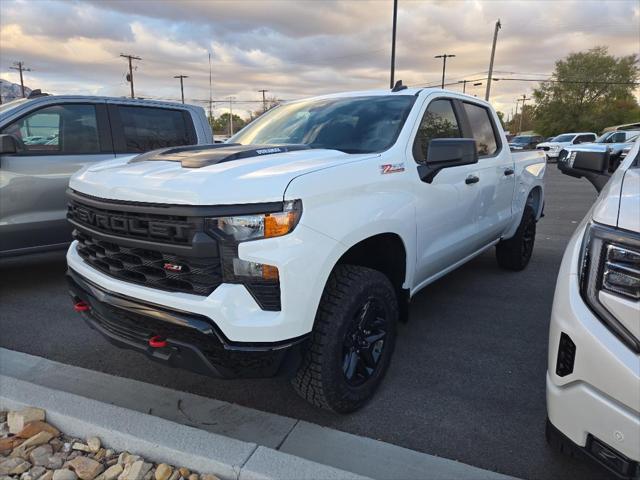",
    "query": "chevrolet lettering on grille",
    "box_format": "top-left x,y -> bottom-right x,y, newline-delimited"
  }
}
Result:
69,204 -> 191,241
